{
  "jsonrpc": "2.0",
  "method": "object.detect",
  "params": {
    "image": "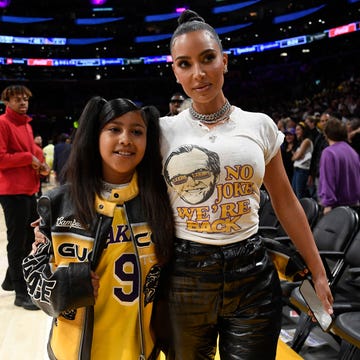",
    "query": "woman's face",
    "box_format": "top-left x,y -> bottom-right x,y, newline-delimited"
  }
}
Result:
171,30 -> 227,108
99,111 -> 147,184
295,125 -> 304,139
285,133 -> 295,142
